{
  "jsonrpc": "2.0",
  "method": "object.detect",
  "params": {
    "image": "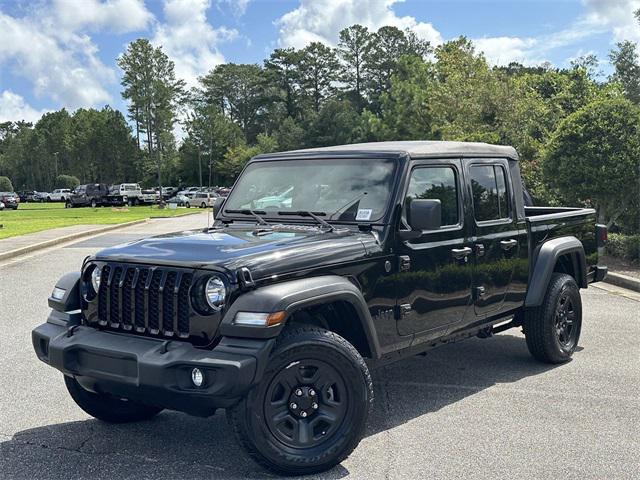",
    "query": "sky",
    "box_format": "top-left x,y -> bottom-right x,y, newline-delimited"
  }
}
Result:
0,0 -> 639,125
